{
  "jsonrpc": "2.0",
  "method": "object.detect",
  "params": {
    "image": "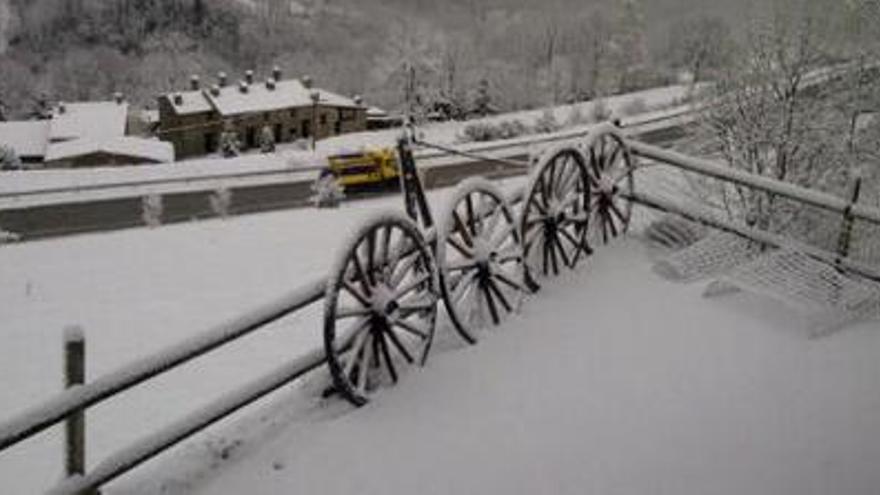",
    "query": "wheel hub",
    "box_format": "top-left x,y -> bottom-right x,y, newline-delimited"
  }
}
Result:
597,172 -> 616,196
371,284 -> 398,316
